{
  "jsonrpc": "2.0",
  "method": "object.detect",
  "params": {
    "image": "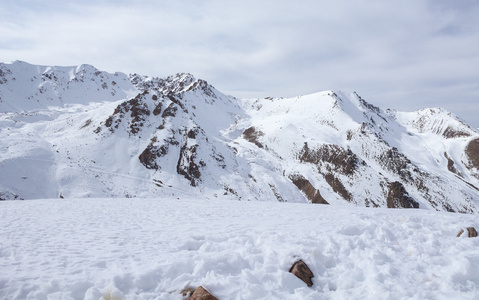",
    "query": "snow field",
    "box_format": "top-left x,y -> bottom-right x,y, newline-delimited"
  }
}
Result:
1,198 -> 478,299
